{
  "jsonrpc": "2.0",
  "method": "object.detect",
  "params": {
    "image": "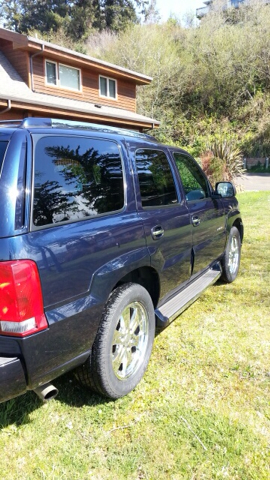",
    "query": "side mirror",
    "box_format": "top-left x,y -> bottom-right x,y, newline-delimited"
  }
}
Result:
215,182 -> 236,198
